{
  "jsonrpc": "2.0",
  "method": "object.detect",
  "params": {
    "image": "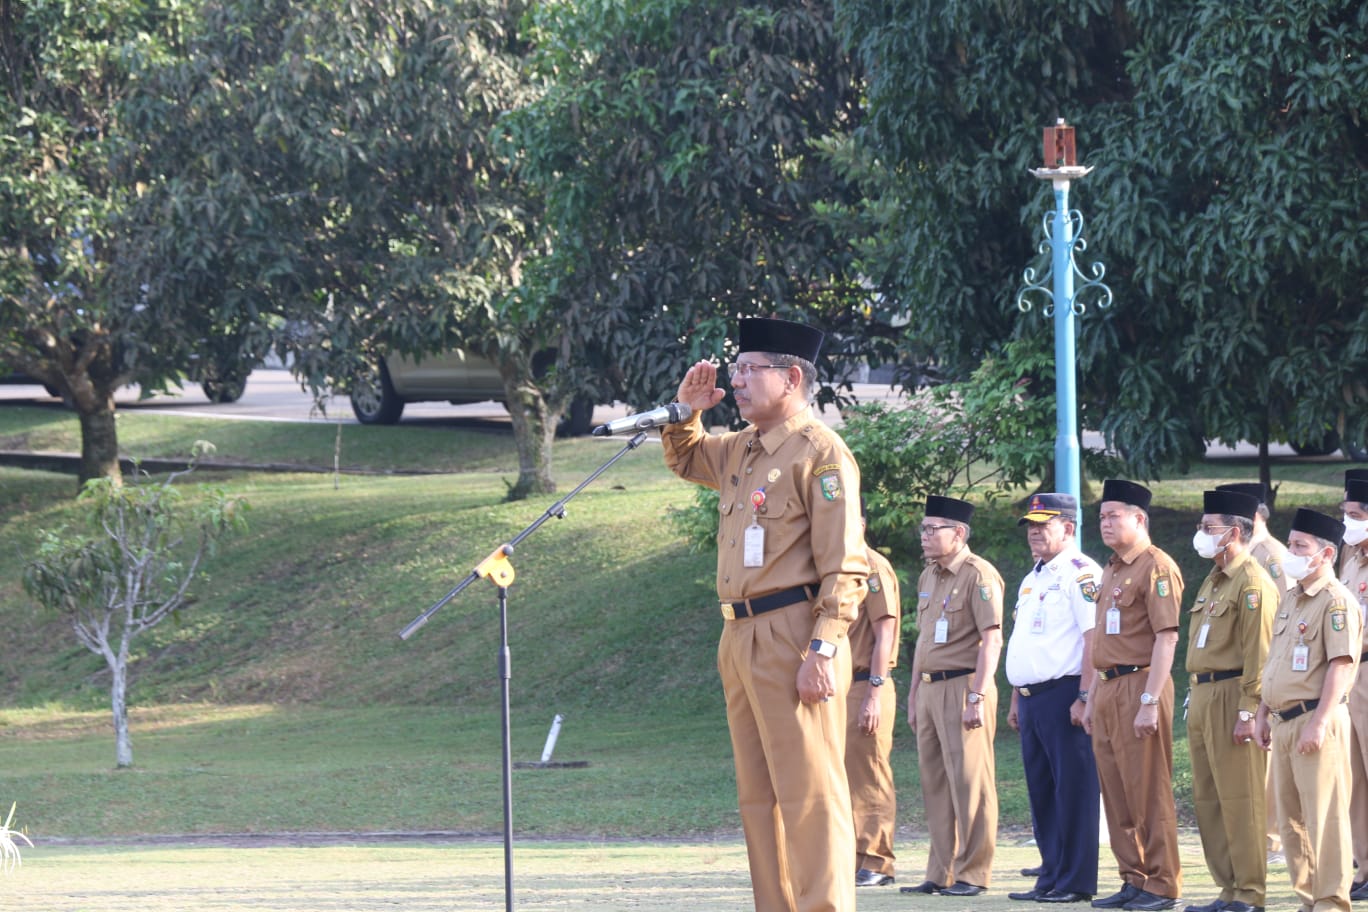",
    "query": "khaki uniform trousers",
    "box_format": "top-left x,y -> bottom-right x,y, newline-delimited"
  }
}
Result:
1271,703 -> 1353,912
1348,670 -> 1368,876
845,679 -> 897,876
1189,677 -> 1267,905
915,676 -> 997,887
1091,673 -> 1182,898
719,600 -> 856,912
